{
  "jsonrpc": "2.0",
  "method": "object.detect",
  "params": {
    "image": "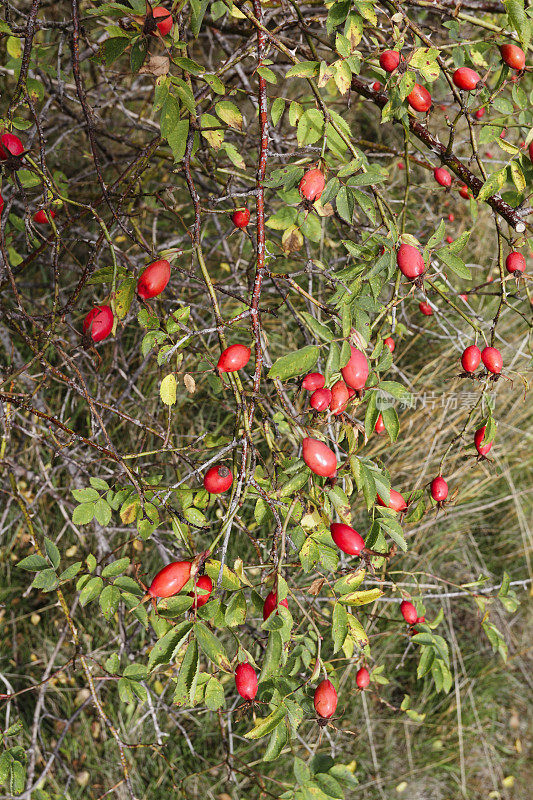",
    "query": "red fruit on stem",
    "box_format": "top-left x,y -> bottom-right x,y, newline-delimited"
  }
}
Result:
475,107 -> 485,119
235,663 -> 258,701
314,679 -> 338,719
377,489 -> 407,512
459,184 -> 470,199
33,209 -> 56,224
375,413 -> 385,435
505,252 -> 526,274
372,81 -> 381,91
203,465 -> 233,494
461,344 -> 481,373
379,50 -> 401,73
0,132 -> 24,159
137,259 -> 171,299
419,301 -> 433,316
148,561 -> 192,598
190,575 -> 213,608
500,43 -> 525,71
83,305 -> 114,343
152,6 -> 173,36
407,84 -> 432,112
310,387 -> 332,412
330,380 -> 350,415
448,213 -> 455,222
299,168 -> 325,202
431,476 -> 449,502
302,372 -> 325,391
341,345 -> 369,390
474,426 -> 492,456
453,67 -> 481,91
384,337 -> 395,353
356,667 -> 370,690
330,522 -> 365,556
400,600 -> 418,625
217,343 -> 251,372
481,346 -> 503,374
397,243 -> 425,280
232,208 -> 250,229
302,437 -> 337,478
263,590 -> 289,621
434,167 -> 452,187
446,236 -> 453,244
